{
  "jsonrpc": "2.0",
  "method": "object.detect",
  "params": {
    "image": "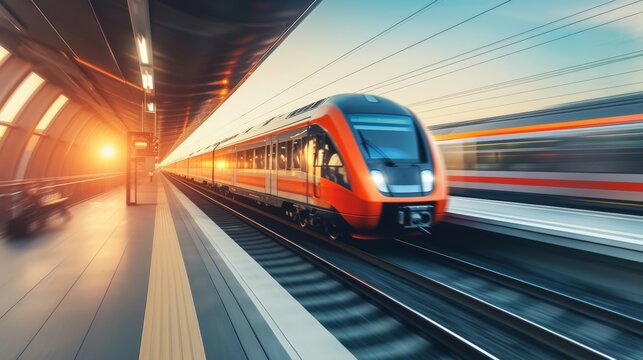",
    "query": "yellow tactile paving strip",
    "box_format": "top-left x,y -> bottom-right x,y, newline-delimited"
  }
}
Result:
139,181 -> 206,360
